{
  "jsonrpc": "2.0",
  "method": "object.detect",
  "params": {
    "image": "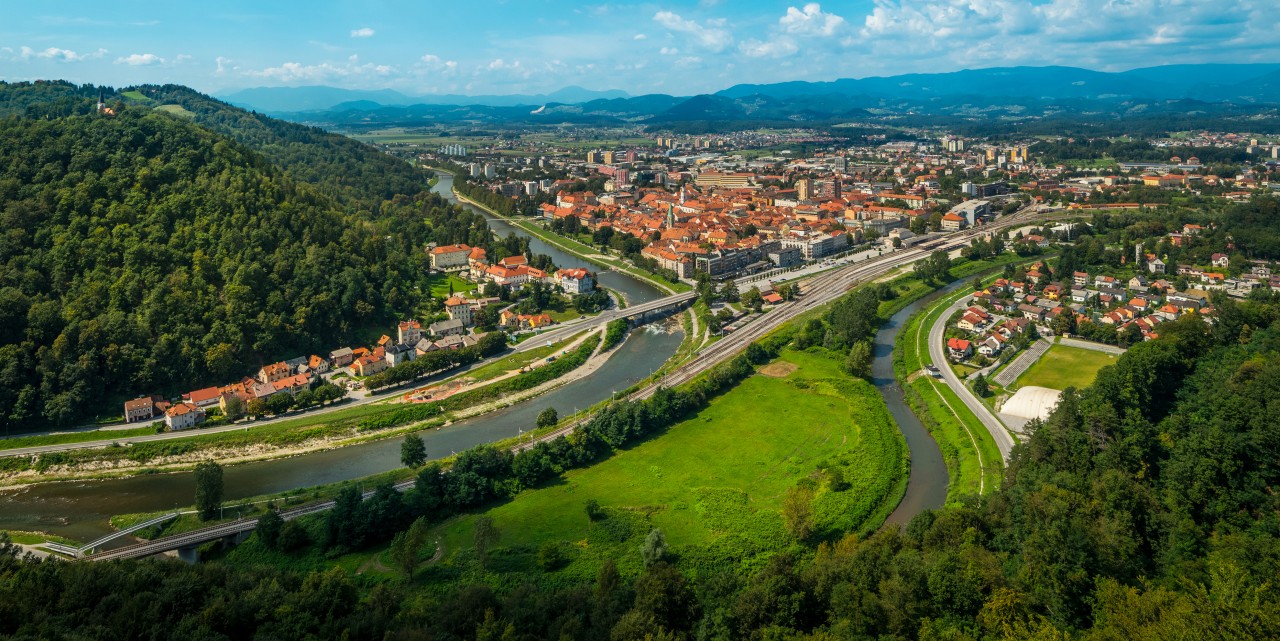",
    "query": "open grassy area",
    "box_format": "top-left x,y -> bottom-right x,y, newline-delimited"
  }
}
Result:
0,425 -> 157,450
895,288 -> 1002,502
1015,344 -> 1117,391
424,347 -> 905,582
154,104 -> 196,119
2,530 -> 80,547
462,335 -> 578,383
426,273 -> 476,298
